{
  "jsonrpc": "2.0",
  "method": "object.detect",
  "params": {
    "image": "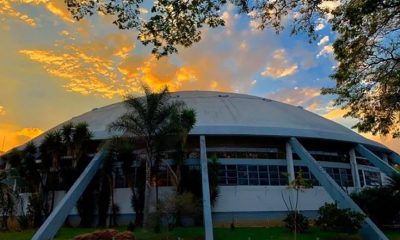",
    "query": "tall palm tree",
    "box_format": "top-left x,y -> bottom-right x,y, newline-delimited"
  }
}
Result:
109,85 -> 183,229
39,131 -> 63,215
61,122 -> 74,158
170,109 -> 196,193
71,122 -> 92,169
